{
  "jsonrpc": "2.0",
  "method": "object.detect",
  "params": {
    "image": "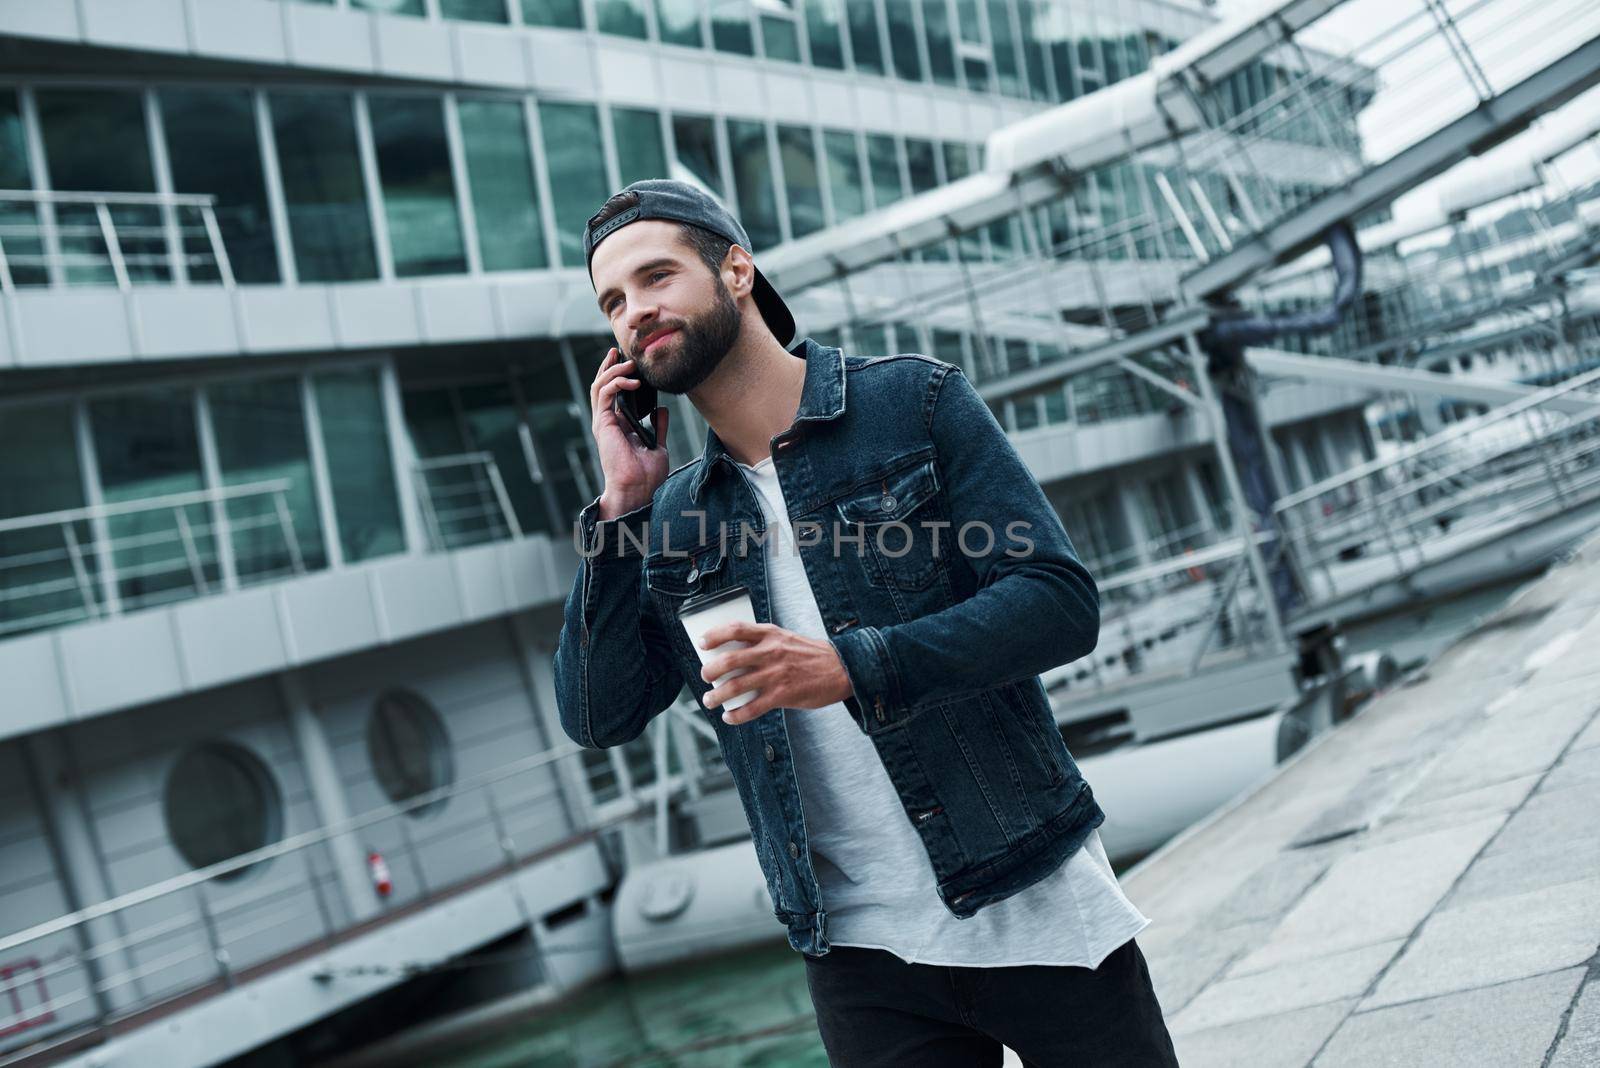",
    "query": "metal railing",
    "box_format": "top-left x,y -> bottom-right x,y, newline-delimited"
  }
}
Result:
1041,532 -> 1282,699
0,480 -> 303,638
0,190 -> 235,292
1274,363 -> 1600,602
0,738 -> 620,1060
412,452 -> 523,552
